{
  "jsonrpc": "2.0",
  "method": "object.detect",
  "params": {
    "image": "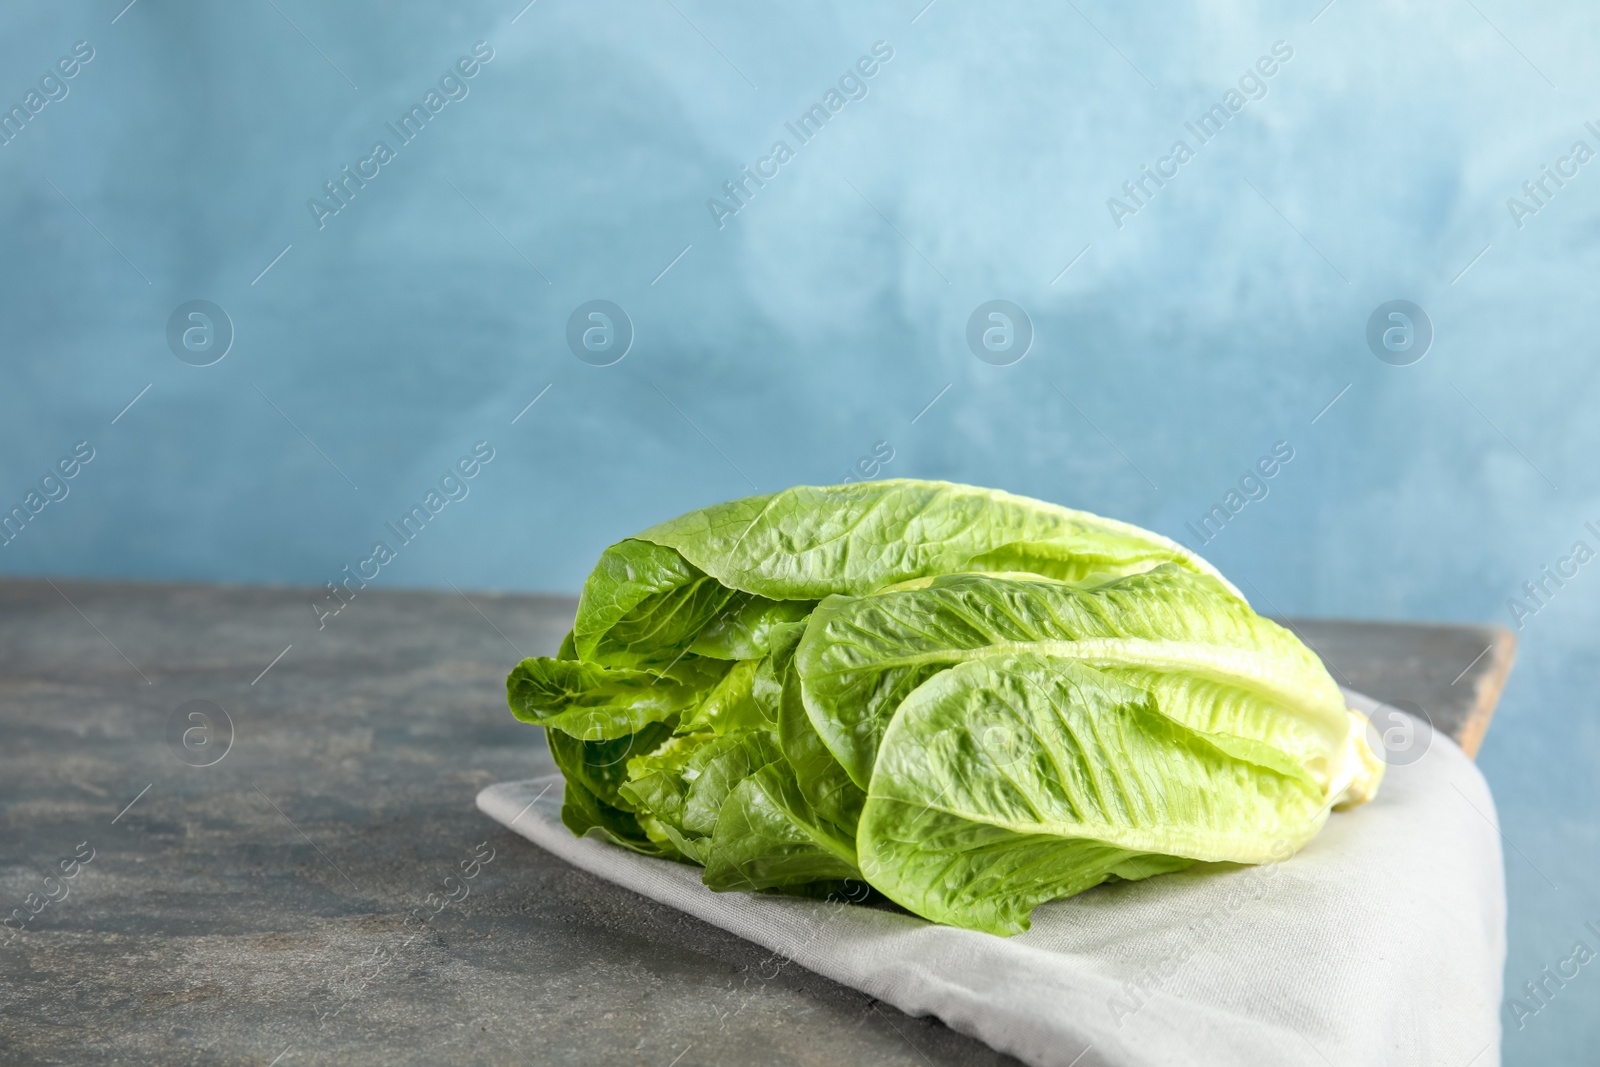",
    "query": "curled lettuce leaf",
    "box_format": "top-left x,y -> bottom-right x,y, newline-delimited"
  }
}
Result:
690,596 -> 816,661
507,655 -> 729,740
857,655 -> 1325,934
567,481 -> 1234,676
619,730 -> 783,863
795,565 -> 1359,797
632,479 -> 1236,599
571,539 -> 737,668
